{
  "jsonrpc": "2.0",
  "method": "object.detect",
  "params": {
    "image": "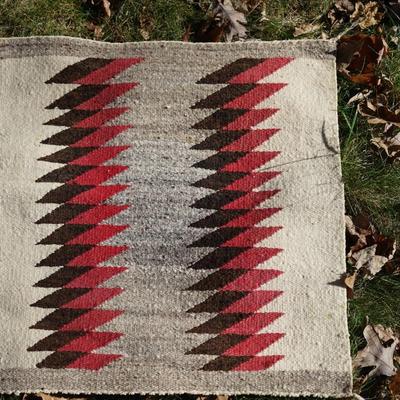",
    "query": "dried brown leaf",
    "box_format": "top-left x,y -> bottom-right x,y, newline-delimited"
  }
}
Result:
327,0 -> 355,28
337,34 -> 388,86
102,0 -> 111,17
371,132 -> 400,160
389,372 -> 400,397
353,324 -> 398,379
351,1 -> 384,29
293,23 -> 321,37
214,0 -> 247,42
345,215 -> 396,278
